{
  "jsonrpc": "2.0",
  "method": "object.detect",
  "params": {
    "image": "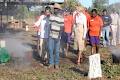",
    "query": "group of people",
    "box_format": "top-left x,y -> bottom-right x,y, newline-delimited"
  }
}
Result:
34,3 -> 120,69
